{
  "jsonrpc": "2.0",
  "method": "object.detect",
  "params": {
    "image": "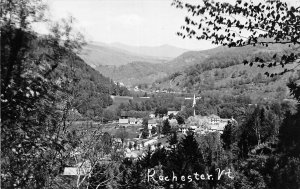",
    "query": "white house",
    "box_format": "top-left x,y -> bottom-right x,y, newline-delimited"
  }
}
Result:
63,161 -> 91,176
148,119 -> 157,129
129,118 -> 137,125
119,118 -> 129,126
